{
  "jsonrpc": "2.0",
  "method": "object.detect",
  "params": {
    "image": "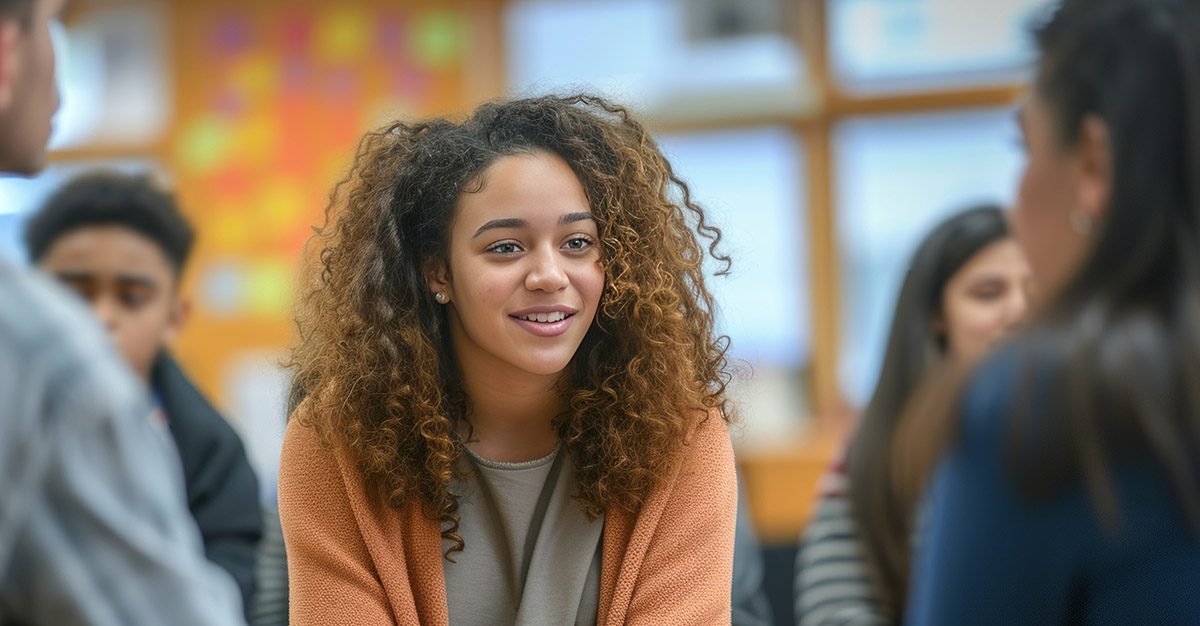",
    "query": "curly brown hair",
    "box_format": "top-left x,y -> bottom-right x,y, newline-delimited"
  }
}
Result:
289,94 -> 733,556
